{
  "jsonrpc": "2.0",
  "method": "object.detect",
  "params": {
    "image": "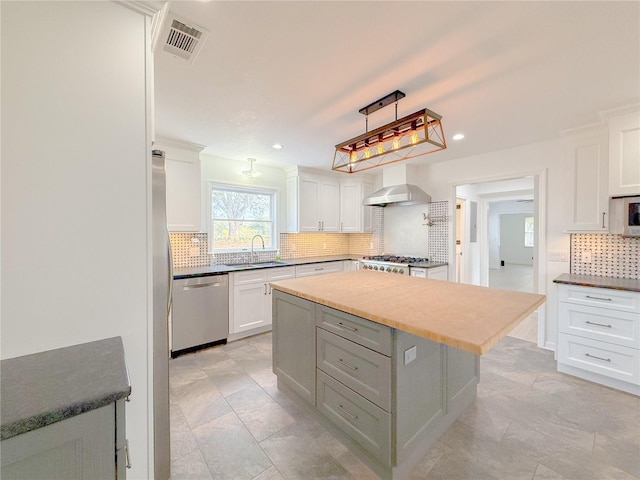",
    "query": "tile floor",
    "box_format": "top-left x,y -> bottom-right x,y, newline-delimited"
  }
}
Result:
169,333 -> 639,480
